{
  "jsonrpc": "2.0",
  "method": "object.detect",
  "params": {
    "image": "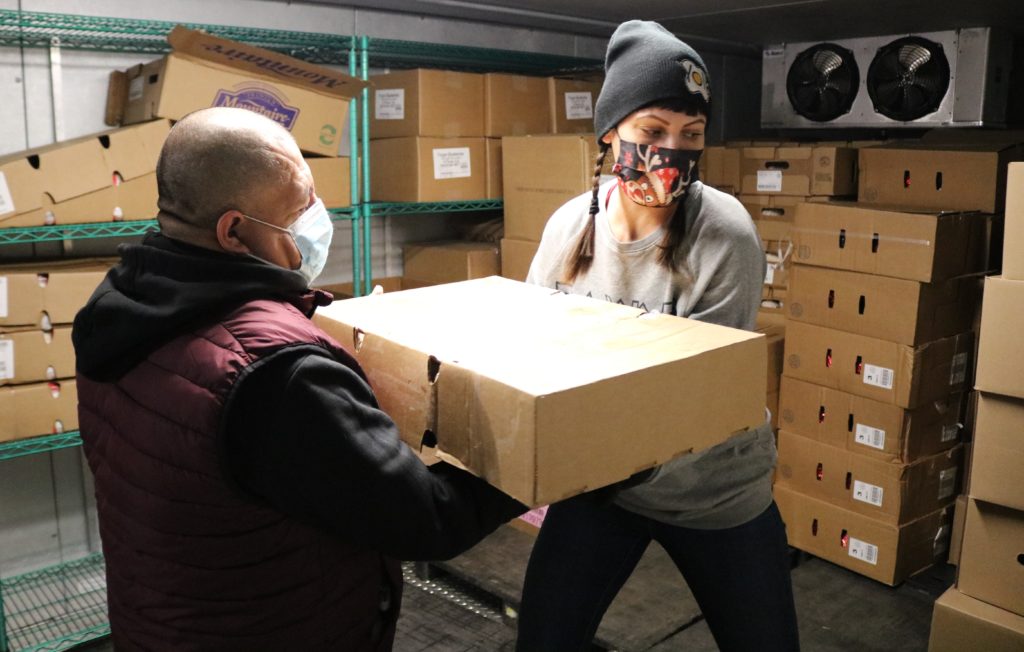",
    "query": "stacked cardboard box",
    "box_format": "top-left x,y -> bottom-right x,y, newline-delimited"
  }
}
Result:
402,240 -> 500,288
0,260 -> 111,444
929,162 -> 1024,651
775,200 -> 992,585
